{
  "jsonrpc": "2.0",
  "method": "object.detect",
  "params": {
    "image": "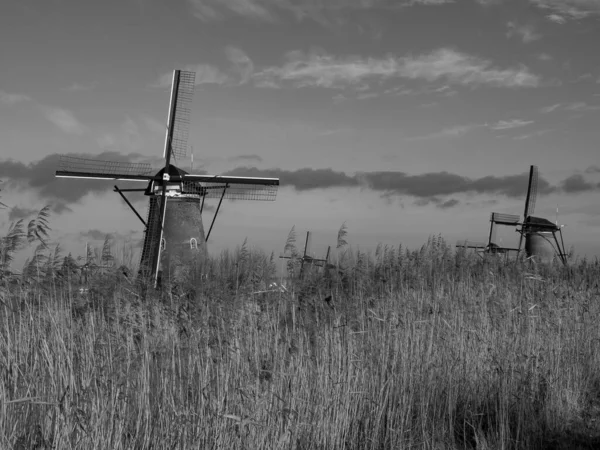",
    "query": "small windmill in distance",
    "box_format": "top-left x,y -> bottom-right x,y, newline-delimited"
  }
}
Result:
280,229 -> 331,278
55,70 -> 280,288
456,165 -> 567,264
